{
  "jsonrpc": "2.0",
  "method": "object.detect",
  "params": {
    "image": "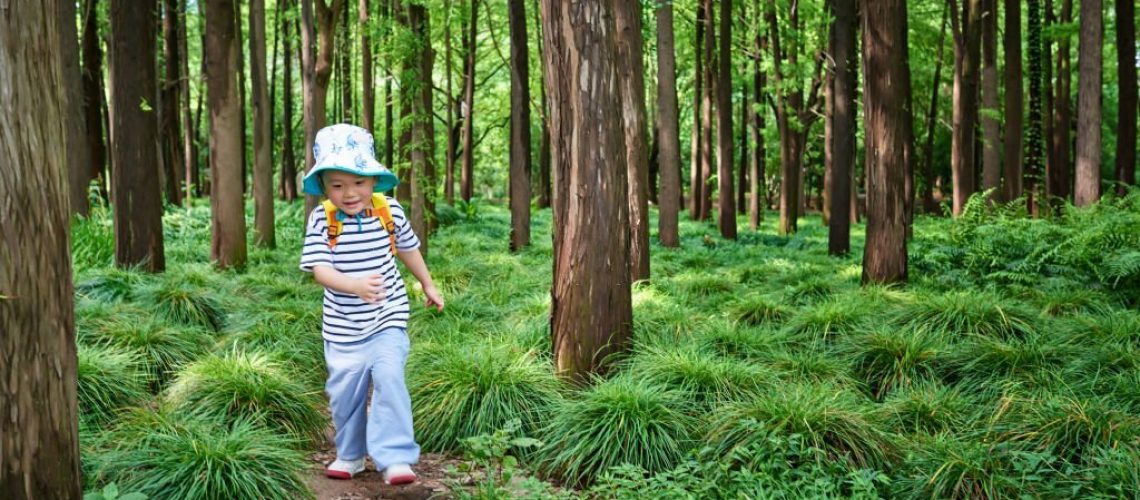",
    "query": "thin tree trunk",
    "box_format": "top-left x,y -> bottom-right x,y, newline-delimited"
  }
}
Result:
830,0 -> 855,255
1117,0 -> 1137,194
383,0 -> 394,171
1049,0 -> 1072,207
111,0 -> 165,272
64,0 -> 92,216
1073,0 -> 1101,206
280,0 -> 297,201
339,0 -> 353,124
0,2 -> 81,494
535,3 -> 551,209
459,0 -> 478,202
980,0 -> 999,196
406,3 -> 434,253
508,0 -> 531,252
738,83 -> 748,215
444,0 -> 456,203
699,0 -> 715,221
237,1 -> 248,195
861,0 -> 908,284
949,0 -> 981,215
180,0 -> 197,202
161,0 -> 183,207
206,0 -> 248,268
361,0 -> 374,132
922,5 -> 948,213
540,0 -> 632,382
823,36 -> 833,228
690,2 -> 705,220
1002,0 -> 1023,202
1025,0 -> 1046,213
305,0 -> 347,213
251,0 -> 274,247
81,0 -> 108,208
716,0 -> 735,239
616,0 -> 651,279
656,0 -> 681,247
396,0 -> 412,203
749,20 -> 765,230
